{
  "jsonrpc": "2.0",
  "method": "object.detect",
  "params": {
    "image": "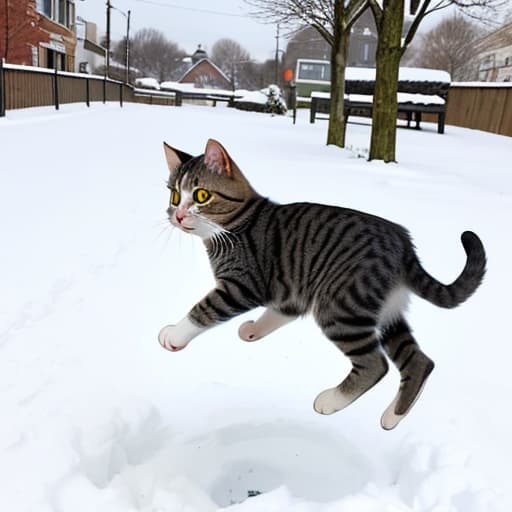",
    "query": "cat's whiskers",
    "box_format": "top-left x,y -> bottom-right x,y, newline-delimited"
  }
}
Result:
200,216 -> 235,251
